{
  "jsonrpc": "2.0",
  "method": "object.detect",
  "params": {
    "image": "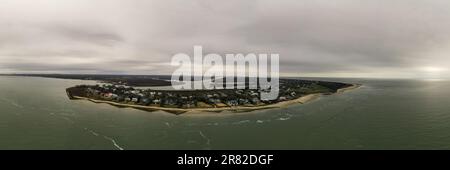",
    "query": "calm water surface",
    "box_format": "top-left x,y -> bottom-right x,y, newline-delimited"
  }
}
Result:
1,76 -> 450,149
